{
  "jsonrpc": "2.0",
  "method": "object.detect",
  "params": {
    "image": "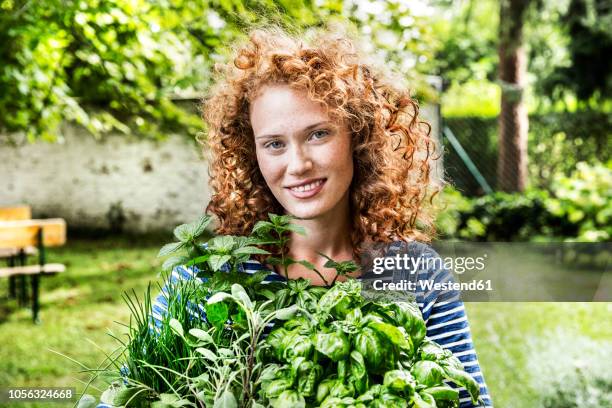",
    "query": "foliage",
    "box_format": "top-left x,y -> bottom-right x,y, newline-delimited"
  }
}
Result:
436,188 -> 556,241
259,279 -> 481,407
528,111 -> 611,189
546,161 -> 612,242
431,0 -> 499,88
433,0 -> 611,112
73,214 -> 481,407
0,0 -> 206,142
441,80 -> 501,117
0,0 -> 439,143
537,0 -> 612,105
338,0 -> 439,102
437,161 -> 612,242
